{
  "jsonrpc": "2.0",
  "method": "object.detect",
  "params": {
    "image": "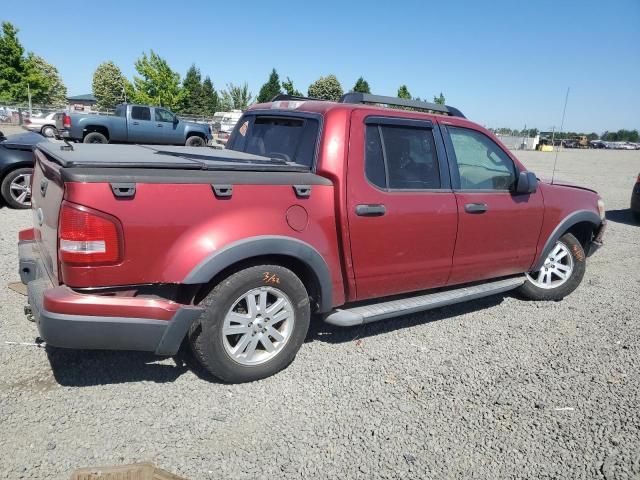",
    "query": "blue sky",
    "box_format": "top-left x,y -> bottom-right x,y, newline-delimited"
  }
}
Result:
3,0 -> 639,132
